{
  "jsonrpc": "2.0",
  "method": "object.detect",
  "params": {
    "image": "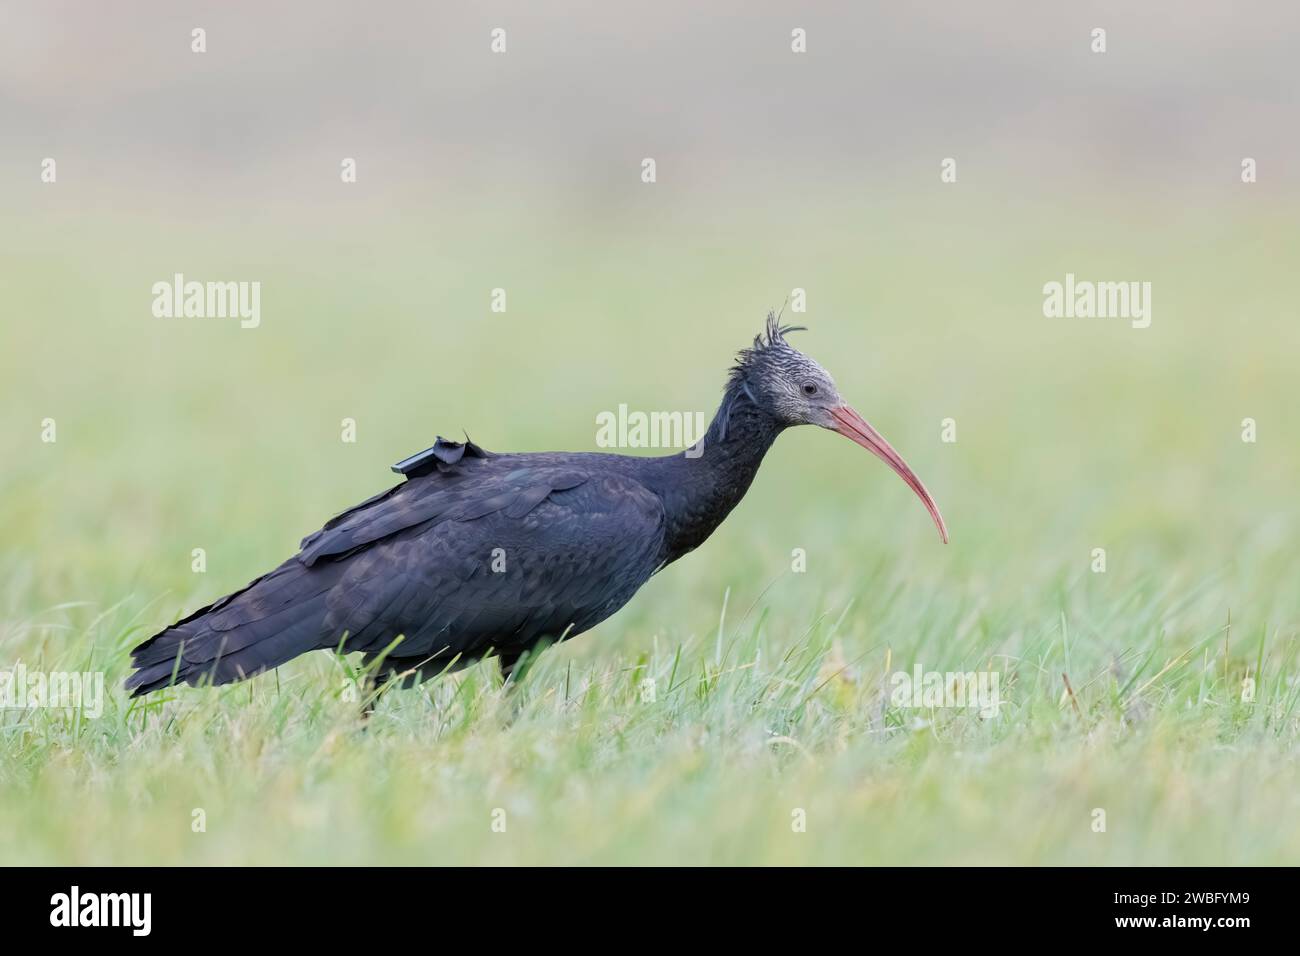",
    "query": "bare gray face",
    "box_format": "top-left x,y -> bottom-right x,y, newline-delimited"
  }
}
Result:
744,342 -> 843,428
